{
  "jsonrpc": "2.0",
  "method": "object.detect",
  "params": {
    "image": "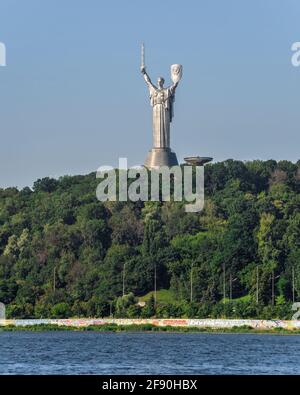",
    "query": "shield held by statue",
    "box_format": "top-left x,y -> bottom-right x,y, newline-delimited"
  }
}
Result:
171,64 -> 183,84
